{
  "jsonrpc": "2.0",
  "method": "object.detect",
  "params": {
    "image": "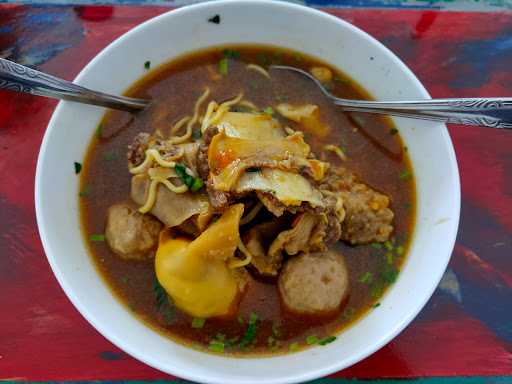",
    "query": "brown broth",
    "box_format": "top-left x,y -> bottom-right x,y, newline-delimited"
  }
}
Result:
80,45 -> 416,356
